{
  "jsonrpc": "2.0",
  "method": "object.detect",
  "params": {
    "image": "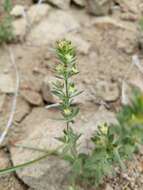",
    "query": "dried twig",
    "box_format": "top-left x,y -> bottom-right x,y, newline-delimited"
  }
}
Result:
0,47 -> 20,145
45,103 -> 60,109
38,0 -> 43,4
